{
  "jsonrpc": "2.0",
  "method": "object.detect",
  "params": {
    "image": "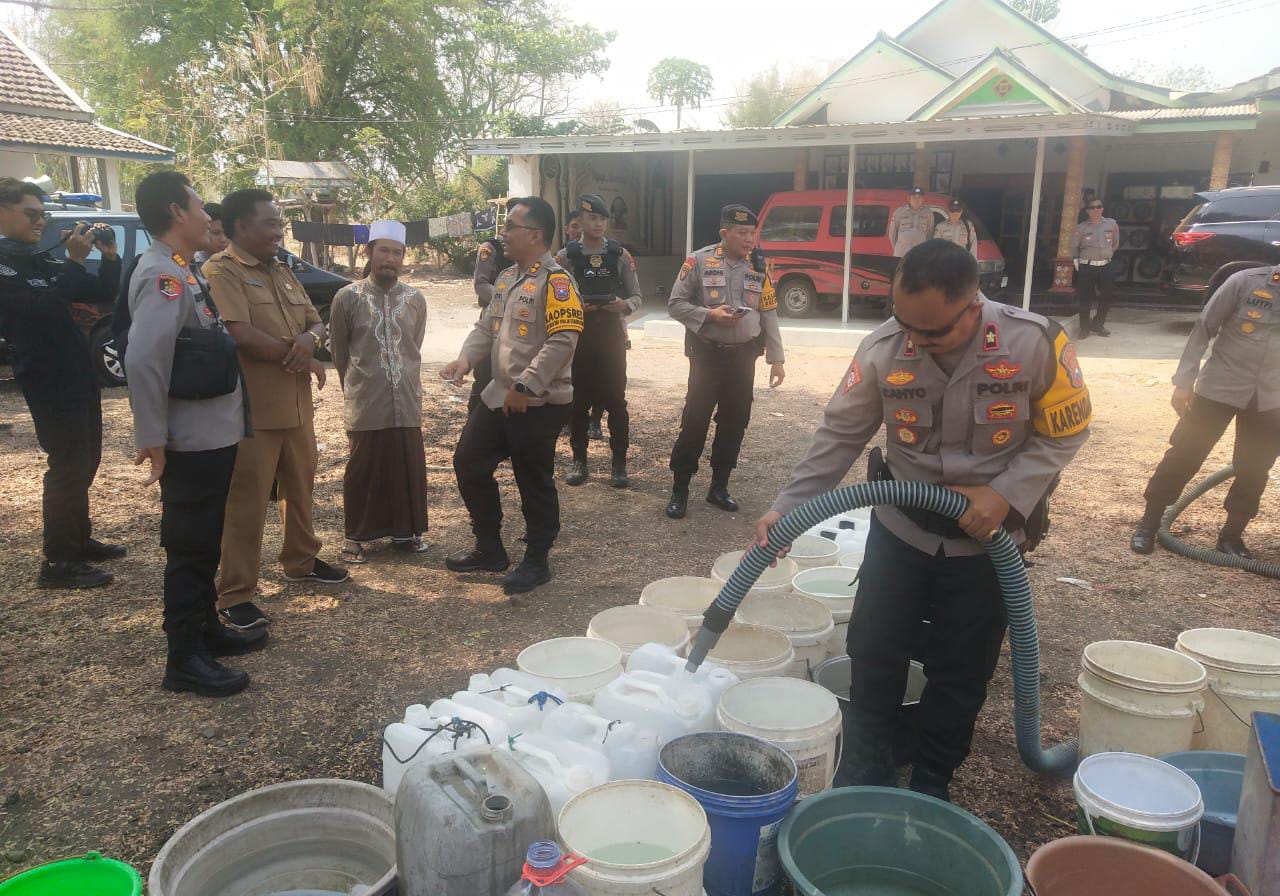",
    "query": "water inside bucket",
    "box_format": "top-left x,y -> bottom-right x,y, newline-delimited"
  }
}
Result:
587,842 -> 678,864
813,866 -> 955,896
